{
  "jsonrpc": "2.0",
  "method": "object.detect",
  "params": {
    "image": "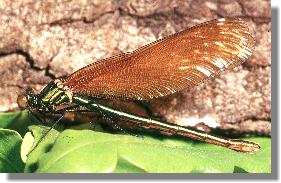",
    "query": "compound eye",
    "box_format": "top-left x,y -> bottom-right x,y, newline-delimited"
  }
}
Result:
17,94 -> 28,110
